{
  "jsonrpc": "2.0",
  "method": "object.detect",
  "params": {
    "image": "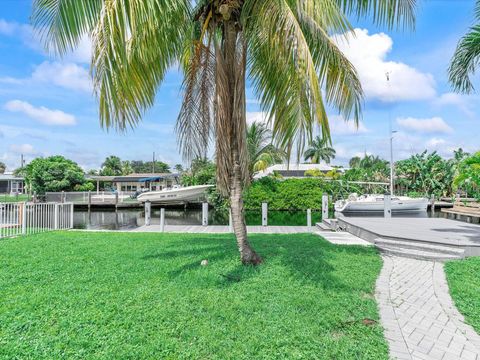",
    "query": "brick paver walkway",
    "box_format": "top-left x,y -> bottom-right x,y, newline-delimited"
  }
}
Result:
376,256 -> 480,360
